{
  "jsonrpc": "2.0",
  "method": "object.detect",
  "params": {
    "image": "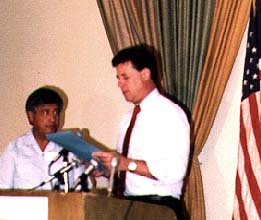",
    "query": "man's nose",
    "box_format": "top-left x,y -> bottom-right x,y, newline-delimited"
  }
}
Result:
118,80 -> 124,88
